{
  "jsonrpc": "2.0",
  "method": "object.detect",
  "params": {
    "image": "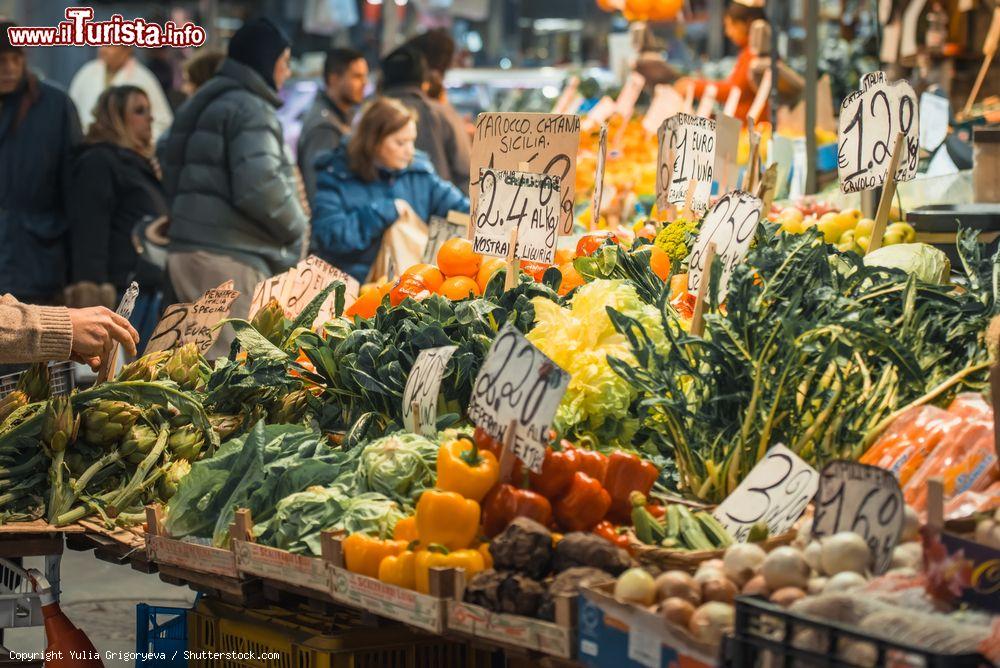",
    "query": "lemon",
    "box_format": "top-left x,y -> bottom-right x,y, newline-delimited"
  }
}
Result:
855,218 -> 875,238
886,221 -> 916,243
